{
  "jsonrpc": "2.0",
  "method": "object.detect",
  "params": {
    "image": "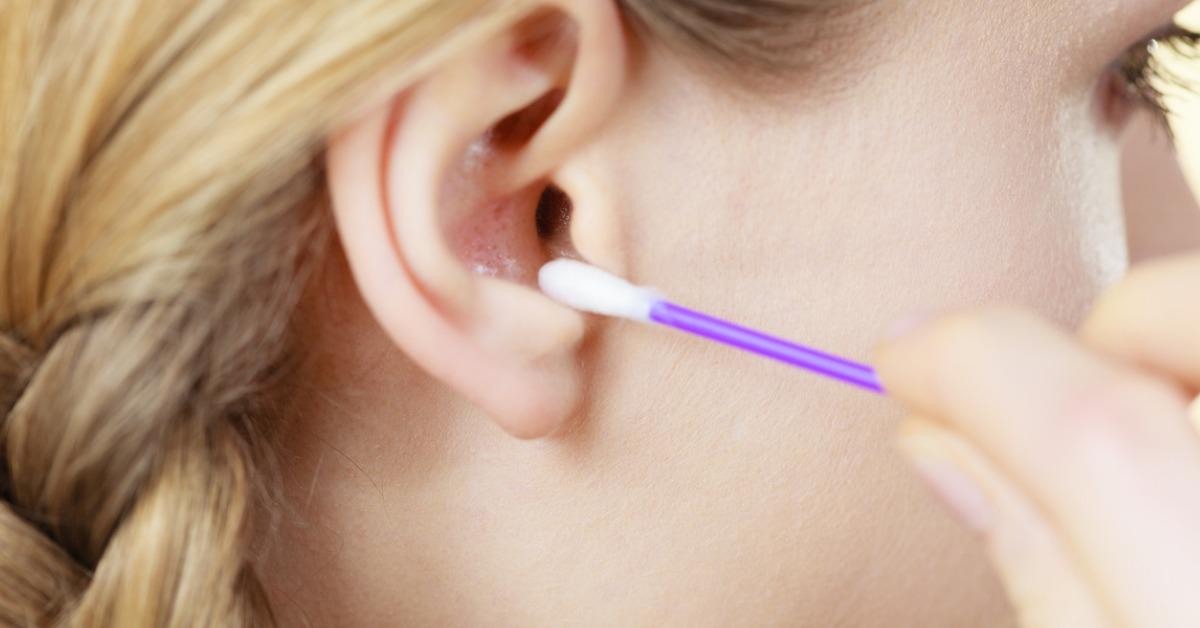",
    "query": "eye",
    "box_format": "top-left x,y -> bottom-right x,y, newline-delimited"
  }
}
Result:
1115,24 -> 1199,123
